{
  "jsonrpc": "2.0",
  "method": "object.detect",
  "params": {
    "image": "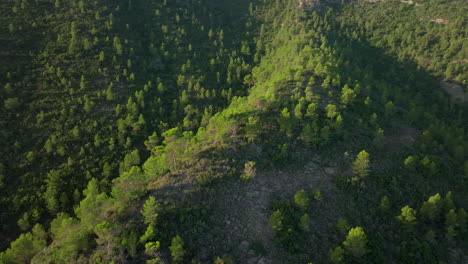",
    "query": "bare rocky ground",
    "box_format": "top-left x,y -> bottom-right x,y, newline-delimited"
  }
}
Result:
200,125 -> 422,263
146,125 -> 421,263
440,81 -> 466,102
210,155 -> 339,264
